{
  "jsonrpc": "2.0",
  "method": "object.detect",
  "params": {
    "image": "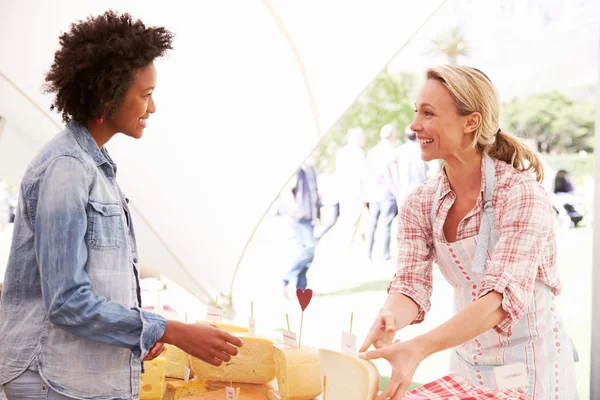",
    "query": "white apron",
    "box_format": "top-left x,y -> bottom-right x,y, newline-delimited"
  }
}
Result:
431,154 -> 578,400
